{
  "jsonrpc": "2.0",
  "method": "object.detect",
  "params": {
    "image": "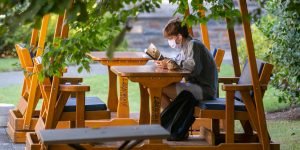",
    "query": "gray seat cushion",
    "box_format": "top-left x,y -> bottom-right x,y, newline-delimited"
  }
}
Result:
198,98 -> 246,111
64,96 -> 107,112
